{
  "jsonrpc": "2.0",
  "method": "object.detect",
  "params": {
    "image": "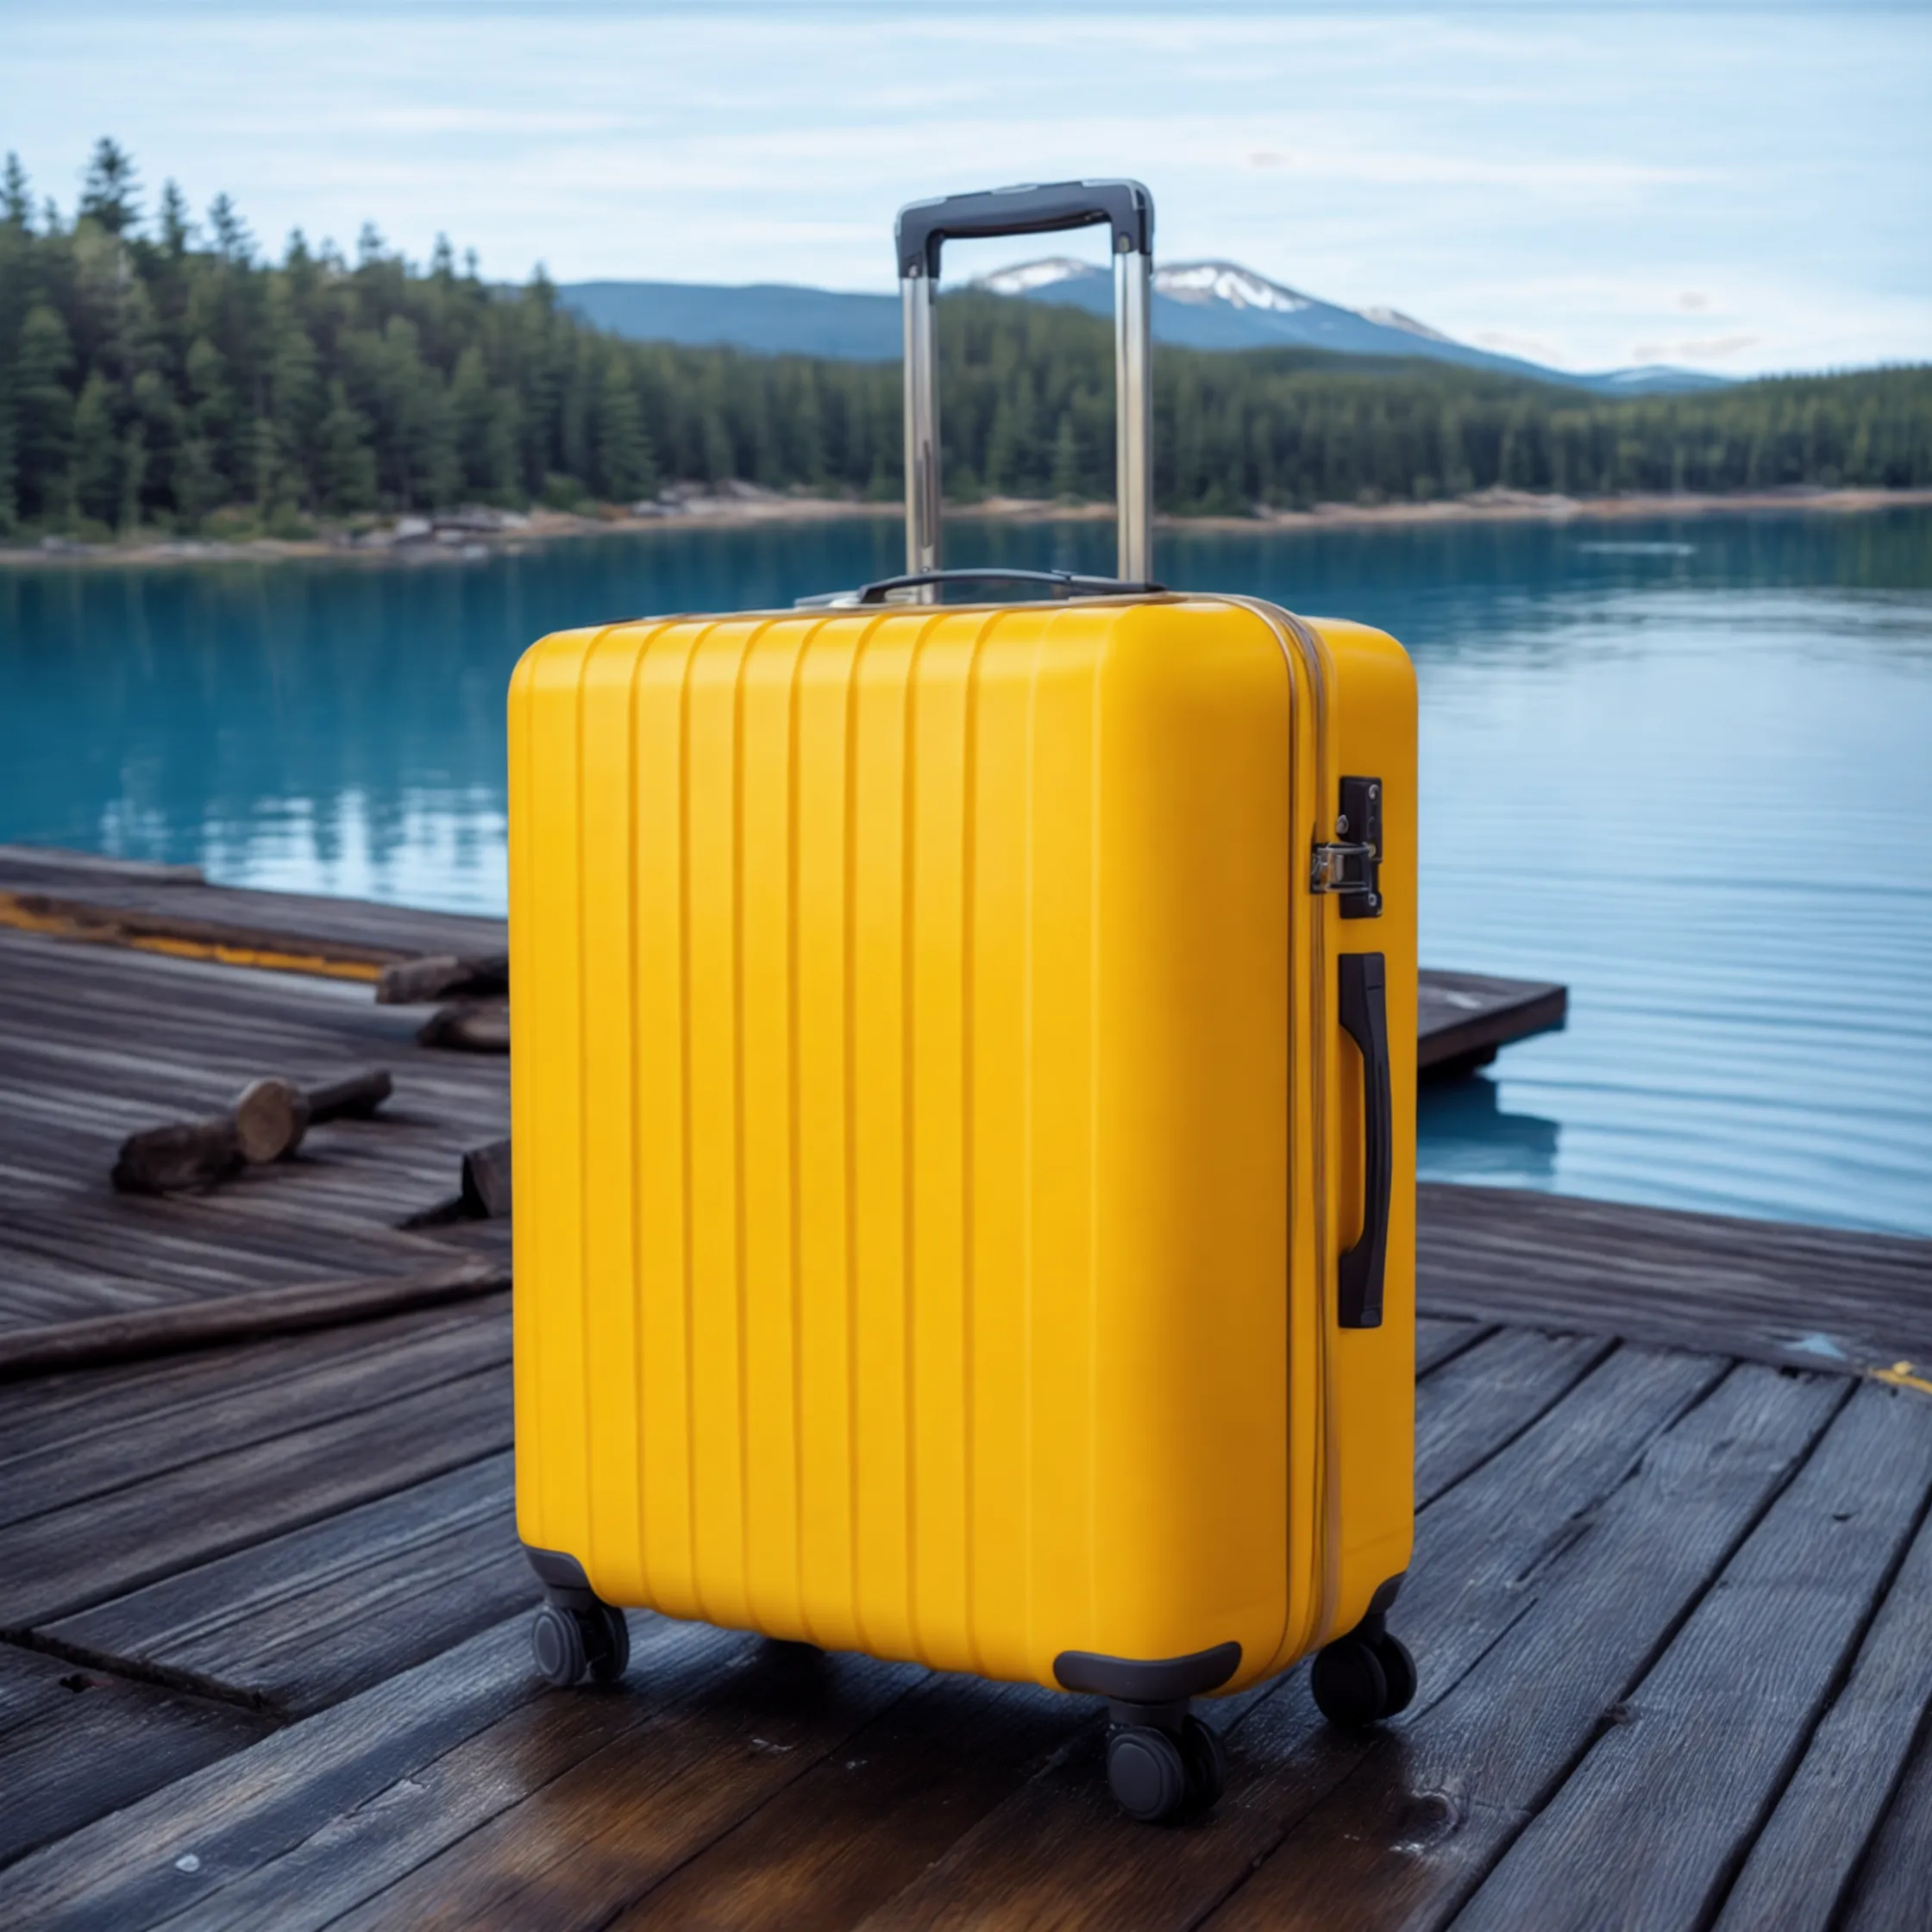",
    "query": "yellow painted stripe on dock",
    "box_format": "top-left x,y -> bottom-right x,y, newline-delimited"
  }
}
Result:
0,894 -> 386,982
1872,1360 -> 1932,1398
